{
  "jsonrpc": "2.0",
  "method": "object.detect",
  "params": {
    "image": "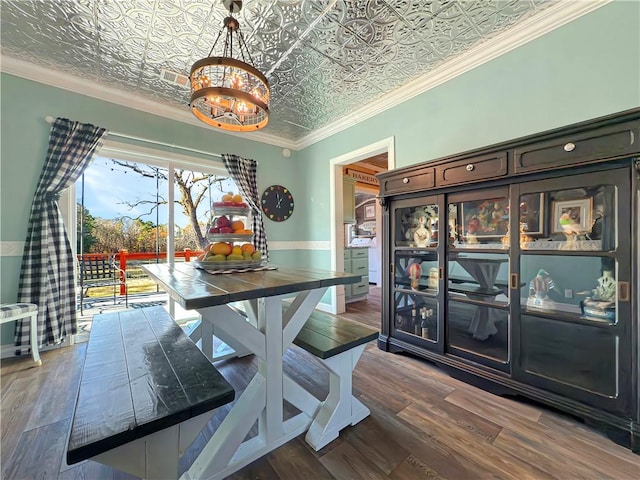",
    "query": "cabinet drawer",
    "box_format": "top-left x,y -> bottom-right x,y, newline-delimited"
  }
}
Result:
350,248 -> 368,260
380,167 -> 435,195
344,259 -> 352,271
435,152 -> 507,187
351,277 -> 370,297
350,258 -> 369,276
513,121 -> 640,174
